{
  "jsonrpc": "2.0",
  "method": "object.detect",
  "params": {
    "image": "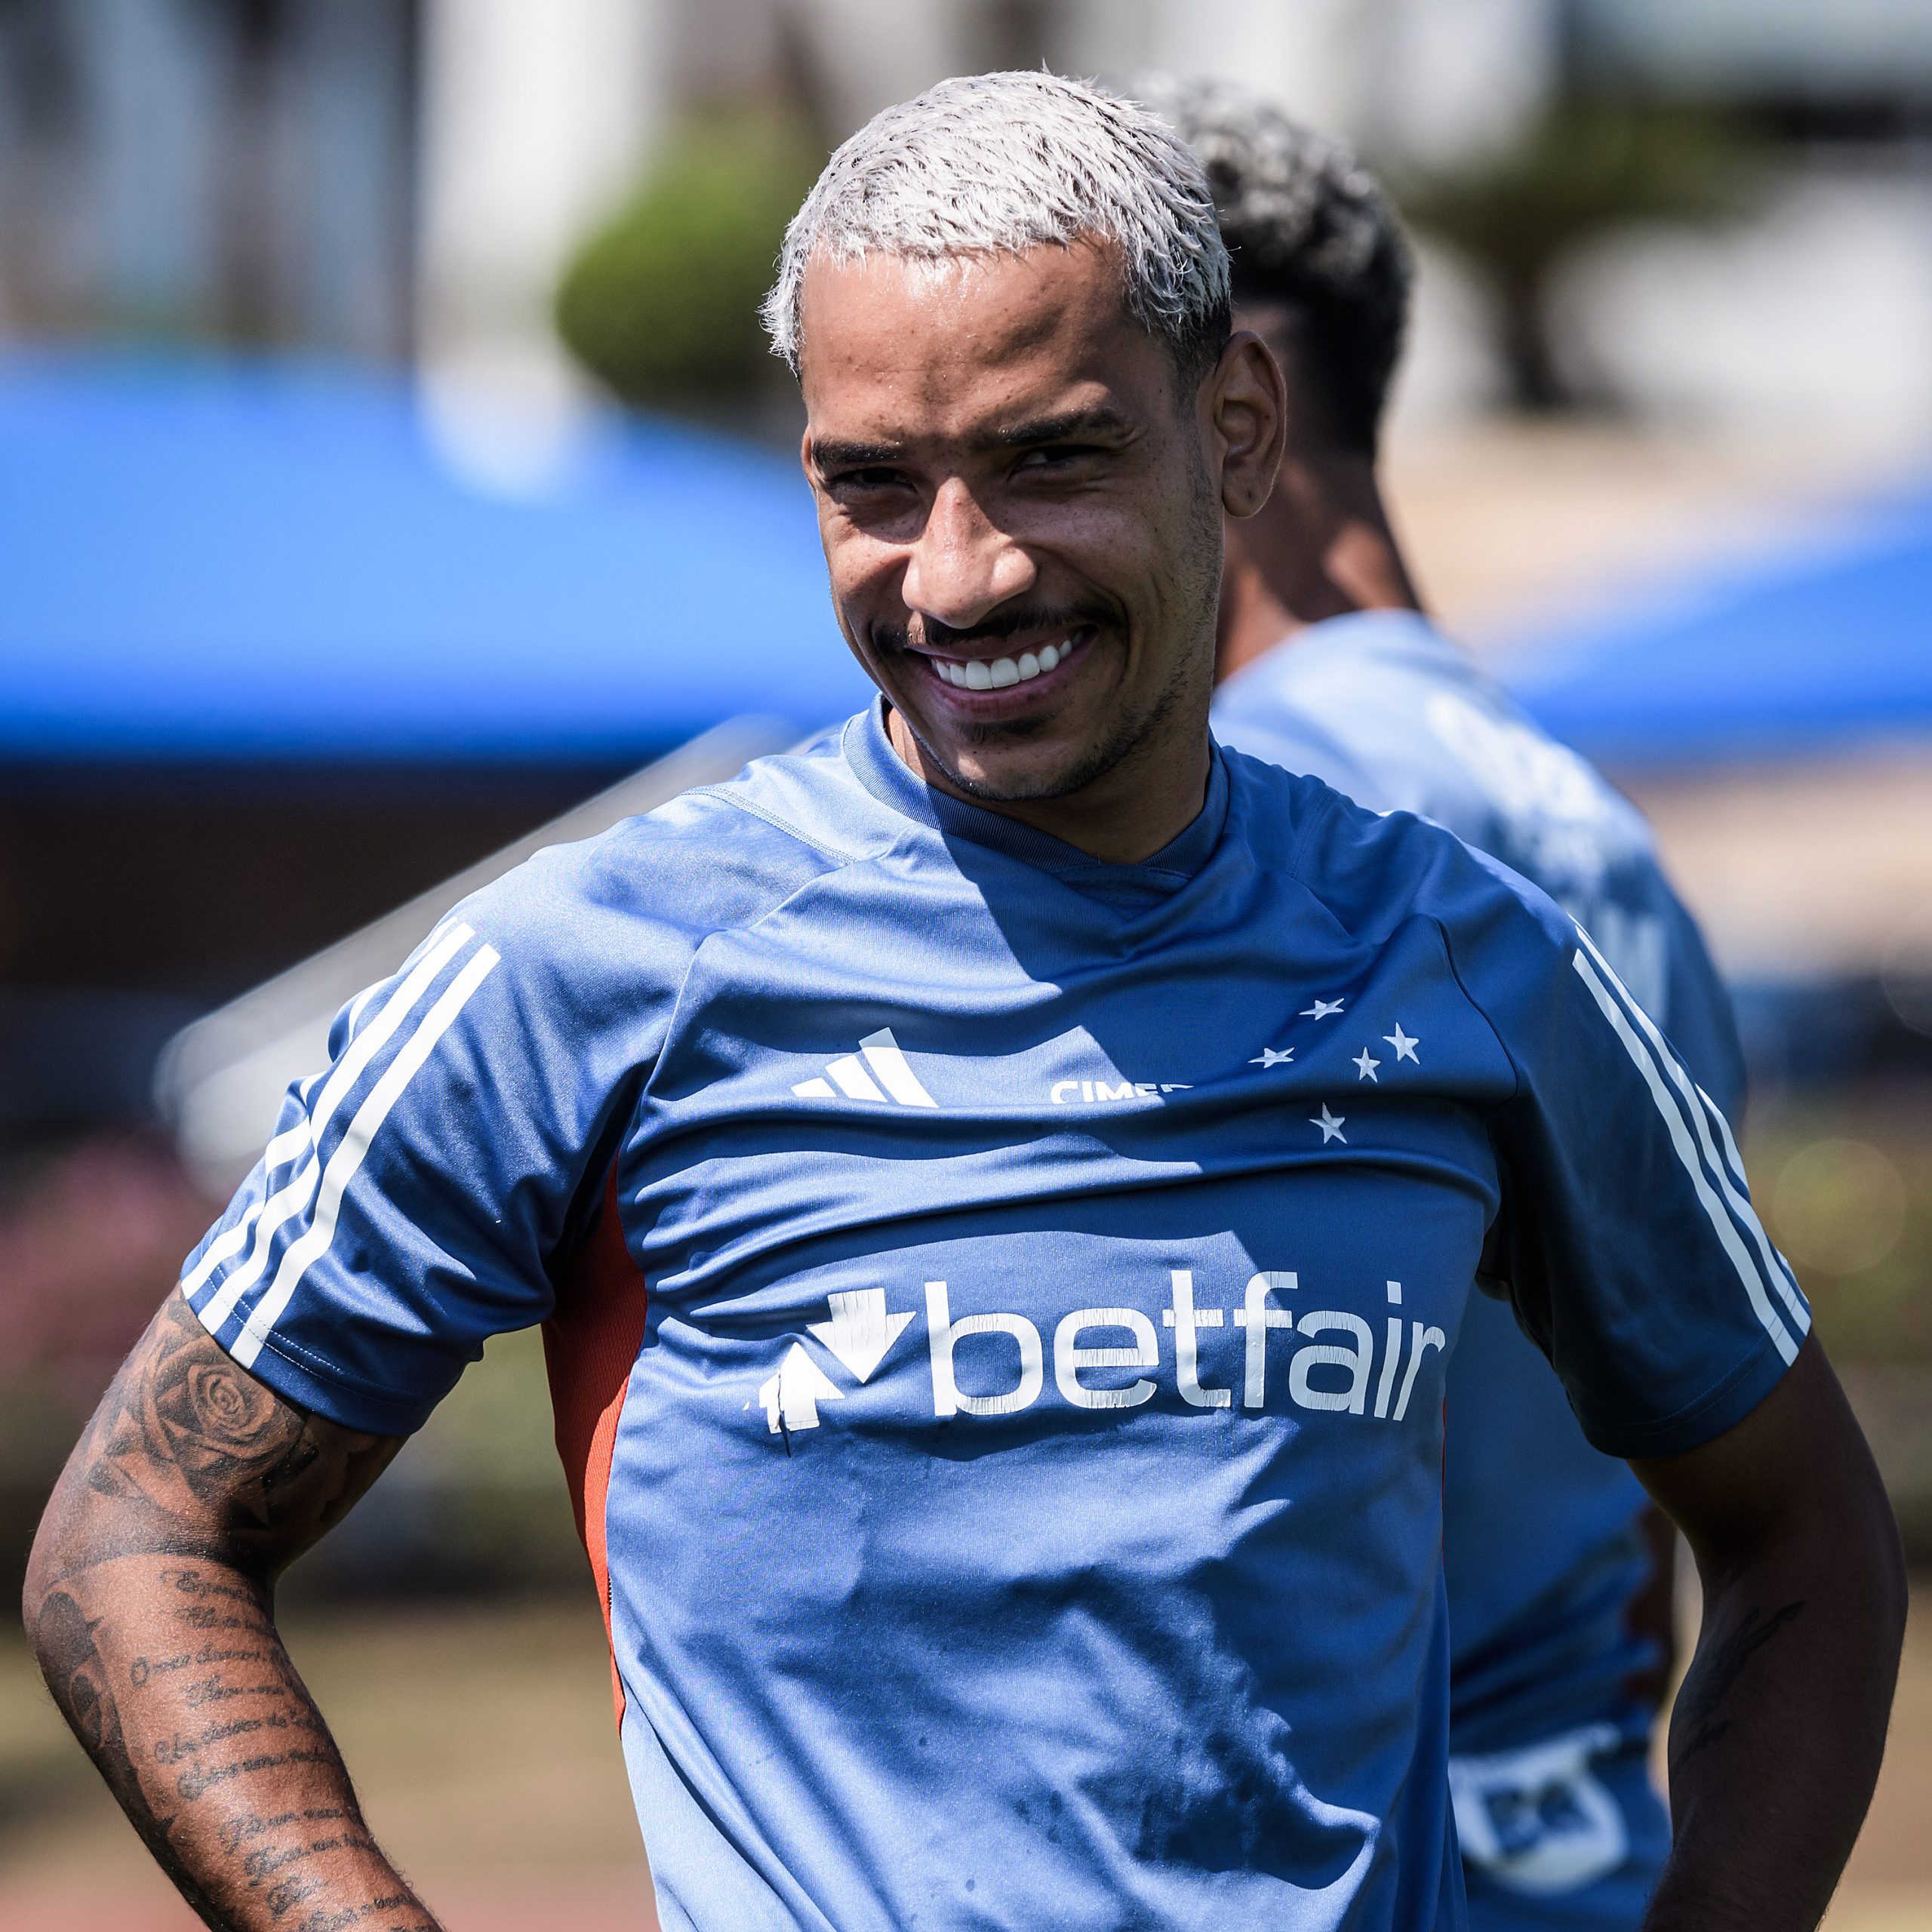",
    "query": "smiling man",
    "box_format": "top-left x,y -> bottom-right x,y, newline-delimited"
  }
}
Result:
27,71 -> 1903,1932
785,201 -> 1253,858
